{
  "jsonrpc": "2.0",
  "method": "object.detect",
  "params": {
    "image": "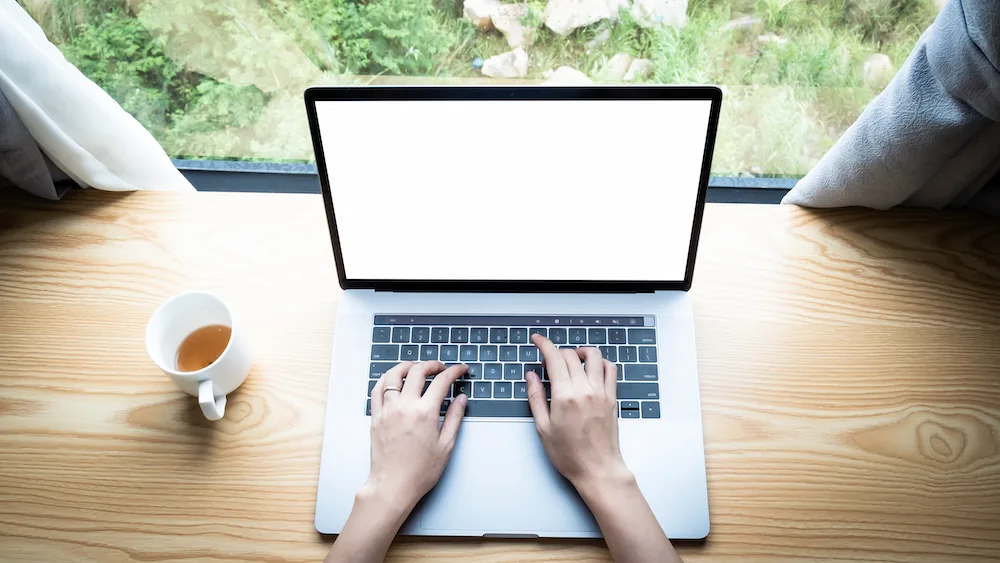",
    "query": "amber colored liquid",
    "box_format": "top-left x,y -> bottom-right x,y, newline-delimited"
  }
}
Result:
176,324 -> 231,372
